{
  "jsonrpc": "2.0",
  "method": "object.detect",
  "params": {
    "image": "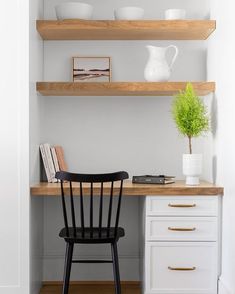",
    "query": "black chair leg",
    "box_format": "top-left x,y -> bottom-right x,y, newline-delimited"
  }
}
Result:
62,242 -> 74,294
111,242 -> 121,294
